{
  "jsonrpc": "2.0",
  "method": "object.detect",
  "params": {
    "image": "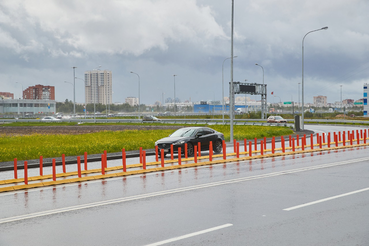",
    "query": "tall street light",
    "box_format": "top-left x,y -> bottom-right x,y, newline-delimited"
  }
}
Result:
173,74 -> 177,114
255,63 -> 265,119
301,26 -> 328,130
222,56 -> 237,124
130,71 -> 140,118
72,67 -> 77,115
229,0 -> 235,143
